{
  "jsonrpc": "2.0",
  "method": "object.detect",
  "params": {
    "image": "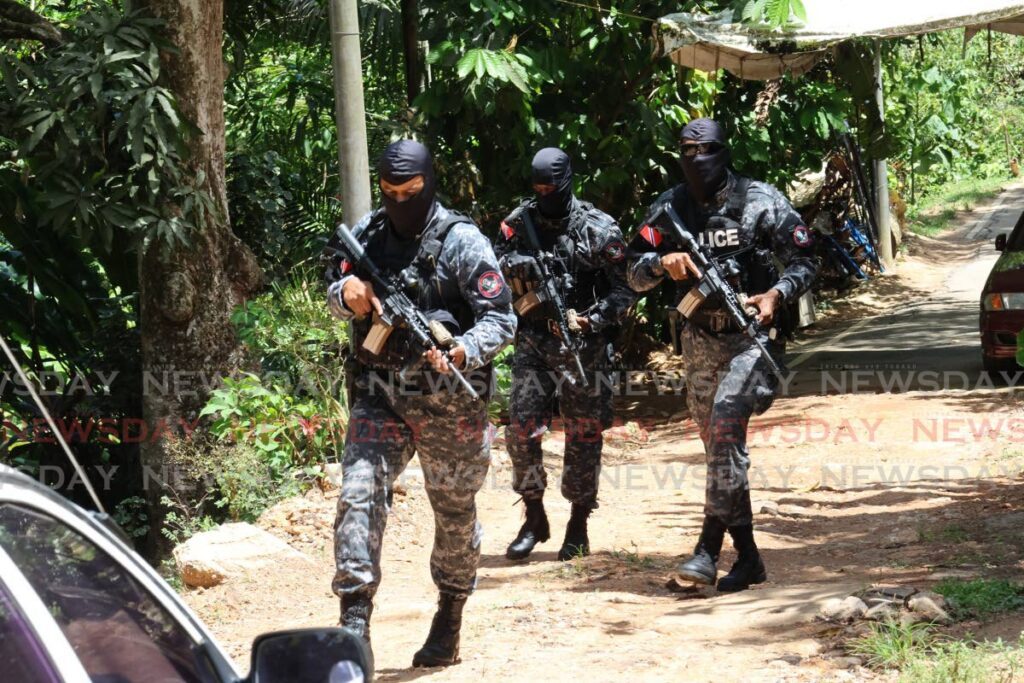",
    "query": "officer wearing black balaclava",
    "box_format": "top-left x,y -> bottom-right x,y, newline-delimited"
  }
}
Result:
532,147 -> 575,219
323,139 -> 515,668
627,118 -> 818,593
378,139 -> 438,239
494,147 -> 636,563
